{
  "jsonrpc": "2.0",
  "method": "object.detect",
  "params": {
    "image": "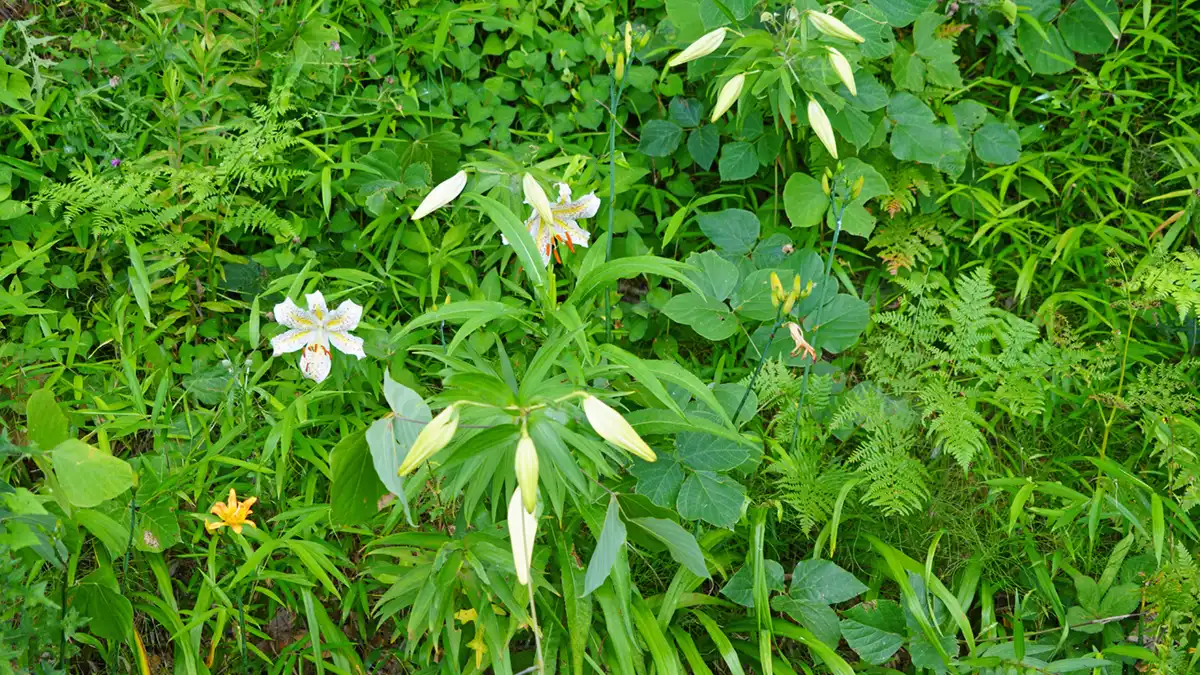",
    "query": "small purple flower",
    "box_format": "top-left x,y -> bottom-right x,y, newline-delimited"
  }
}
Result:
367,54 -> 376,64
329,40 -> 340,52
110,158 -> 121,168
108,75 -> 121,87
386,76 -> 395,85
